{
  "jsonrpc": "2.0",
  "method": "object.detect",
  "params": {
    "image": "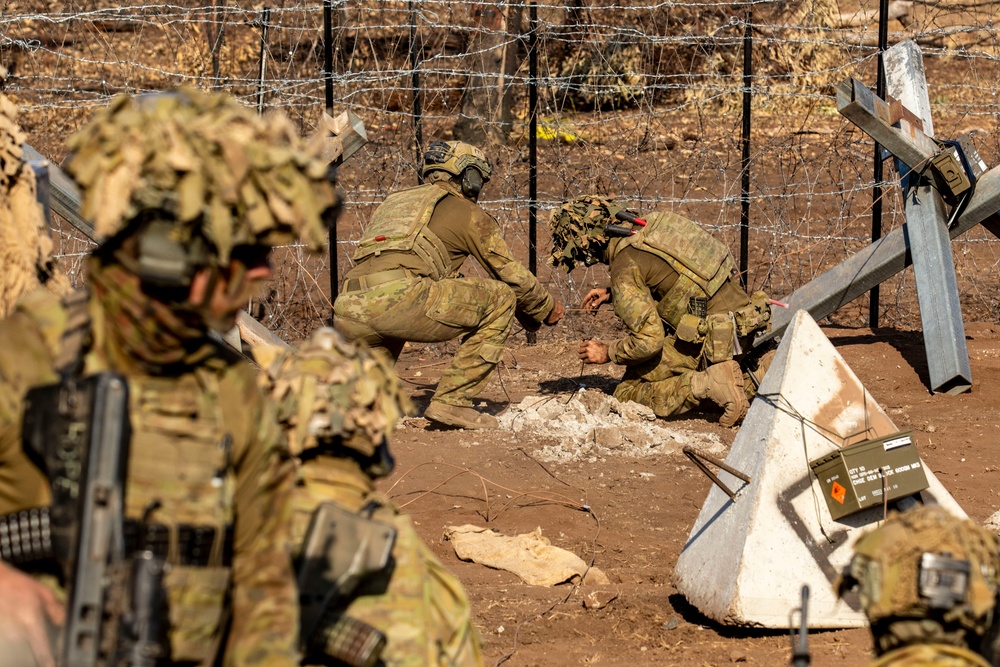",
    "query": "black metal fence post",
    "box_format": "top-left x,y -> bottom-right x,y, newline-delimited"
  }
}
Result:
256,8 -> 270,115
323,0 -> 337,299
739,4 -> 752,287
527,1 -> 538,344
870,0 -> 890,330
410,0 -> 424,182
